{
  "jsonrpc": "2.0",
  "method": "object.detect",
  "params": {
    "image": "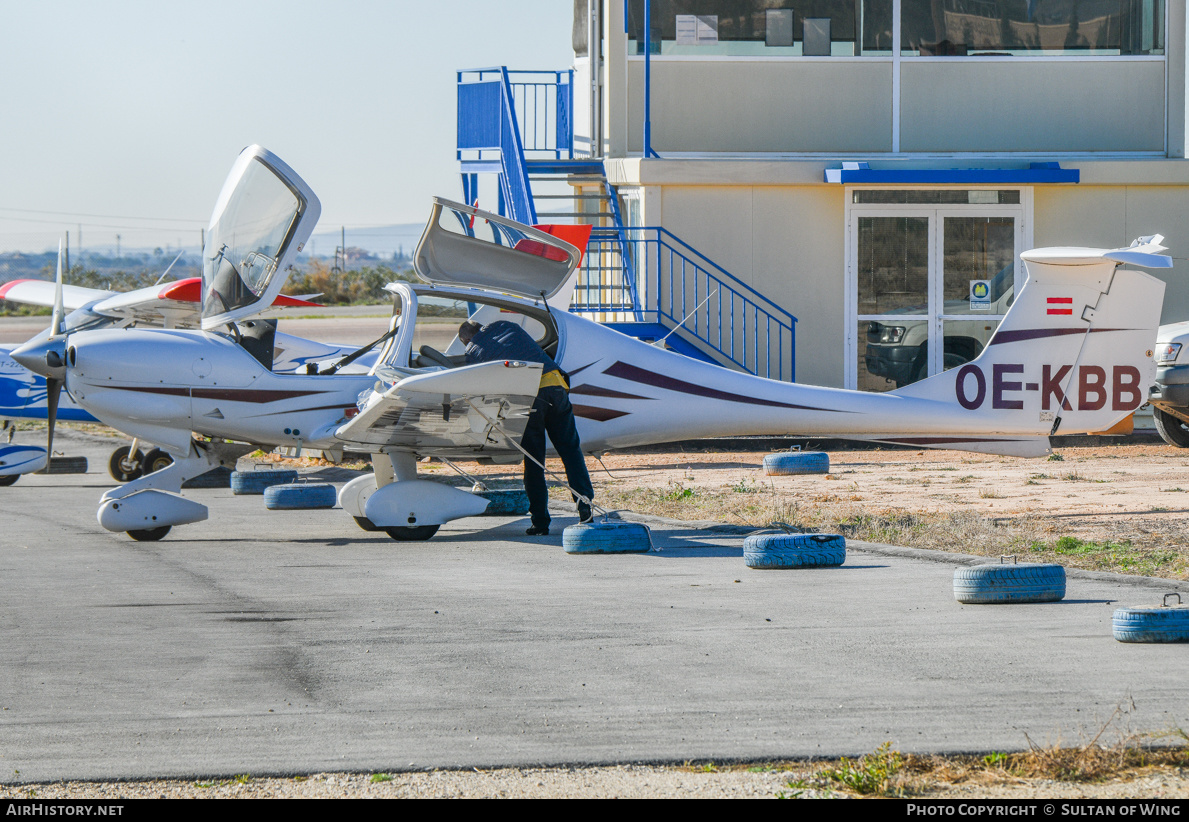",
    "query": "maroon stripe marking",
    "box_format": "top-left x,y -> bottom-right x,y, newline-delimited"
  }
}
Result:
572,404 -> 629,422
191,388 -> 330,402
602,361 -> 848,412
988,327 -> 1131,346
115,385 -> 332,403
114,385 -> 190,397
569,383 -> 652,400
